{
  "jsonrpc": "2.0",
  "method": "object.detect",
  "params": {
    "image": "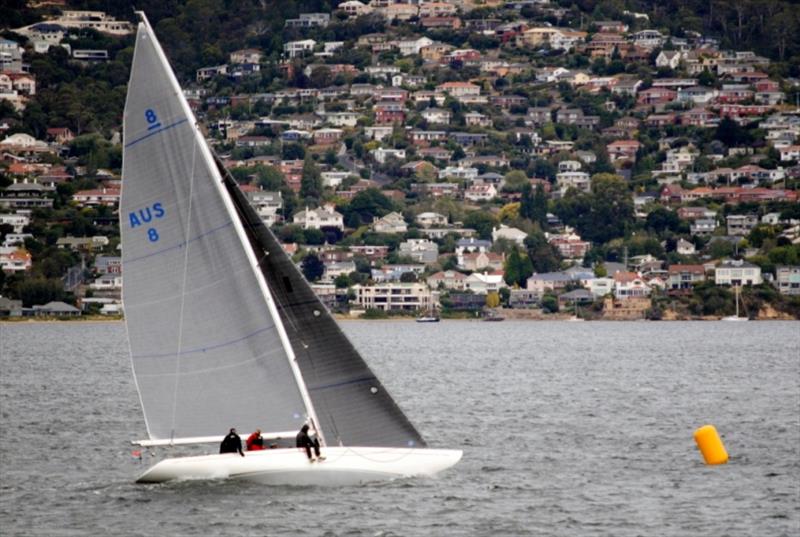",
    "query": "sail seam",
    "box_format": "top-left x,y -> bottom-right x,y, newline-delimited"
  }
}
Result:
124,118 -> 189,148
124,221 -> 233,264
132,324 -> 276,359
